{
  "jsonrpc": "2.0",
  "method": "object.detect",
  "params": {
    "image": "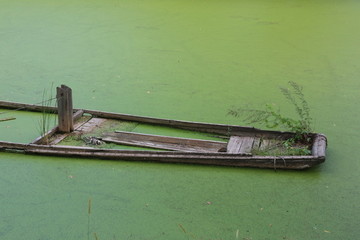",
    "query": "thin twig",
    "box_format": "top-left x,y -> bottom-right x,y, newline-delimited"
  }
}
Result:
178,224 -> 186,233
0,117 -> 16,122
0,97 -> 59,115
